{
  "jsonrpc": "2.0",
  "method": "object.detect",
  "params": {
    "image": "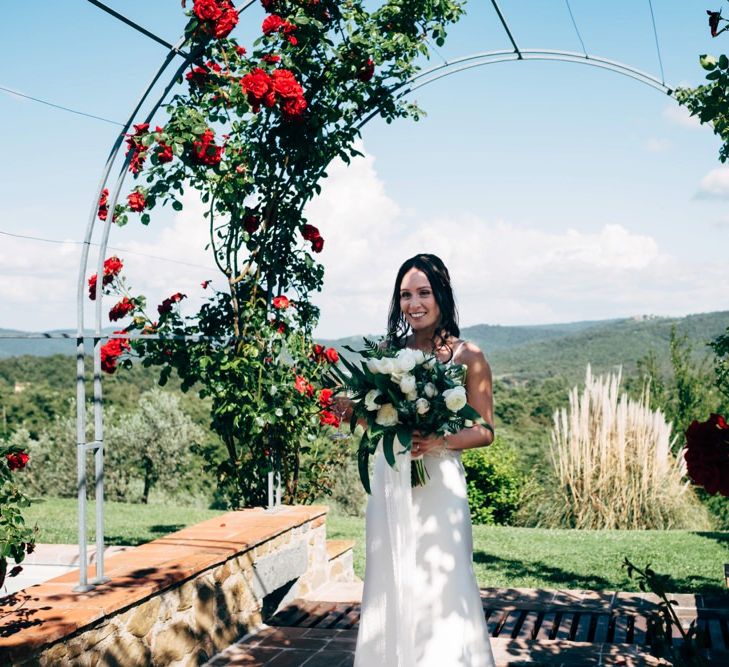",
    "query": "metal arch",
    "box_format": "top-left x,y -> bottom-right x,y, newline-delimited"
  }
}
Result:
358,49 -> 673,131
75,0 -> 262,592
